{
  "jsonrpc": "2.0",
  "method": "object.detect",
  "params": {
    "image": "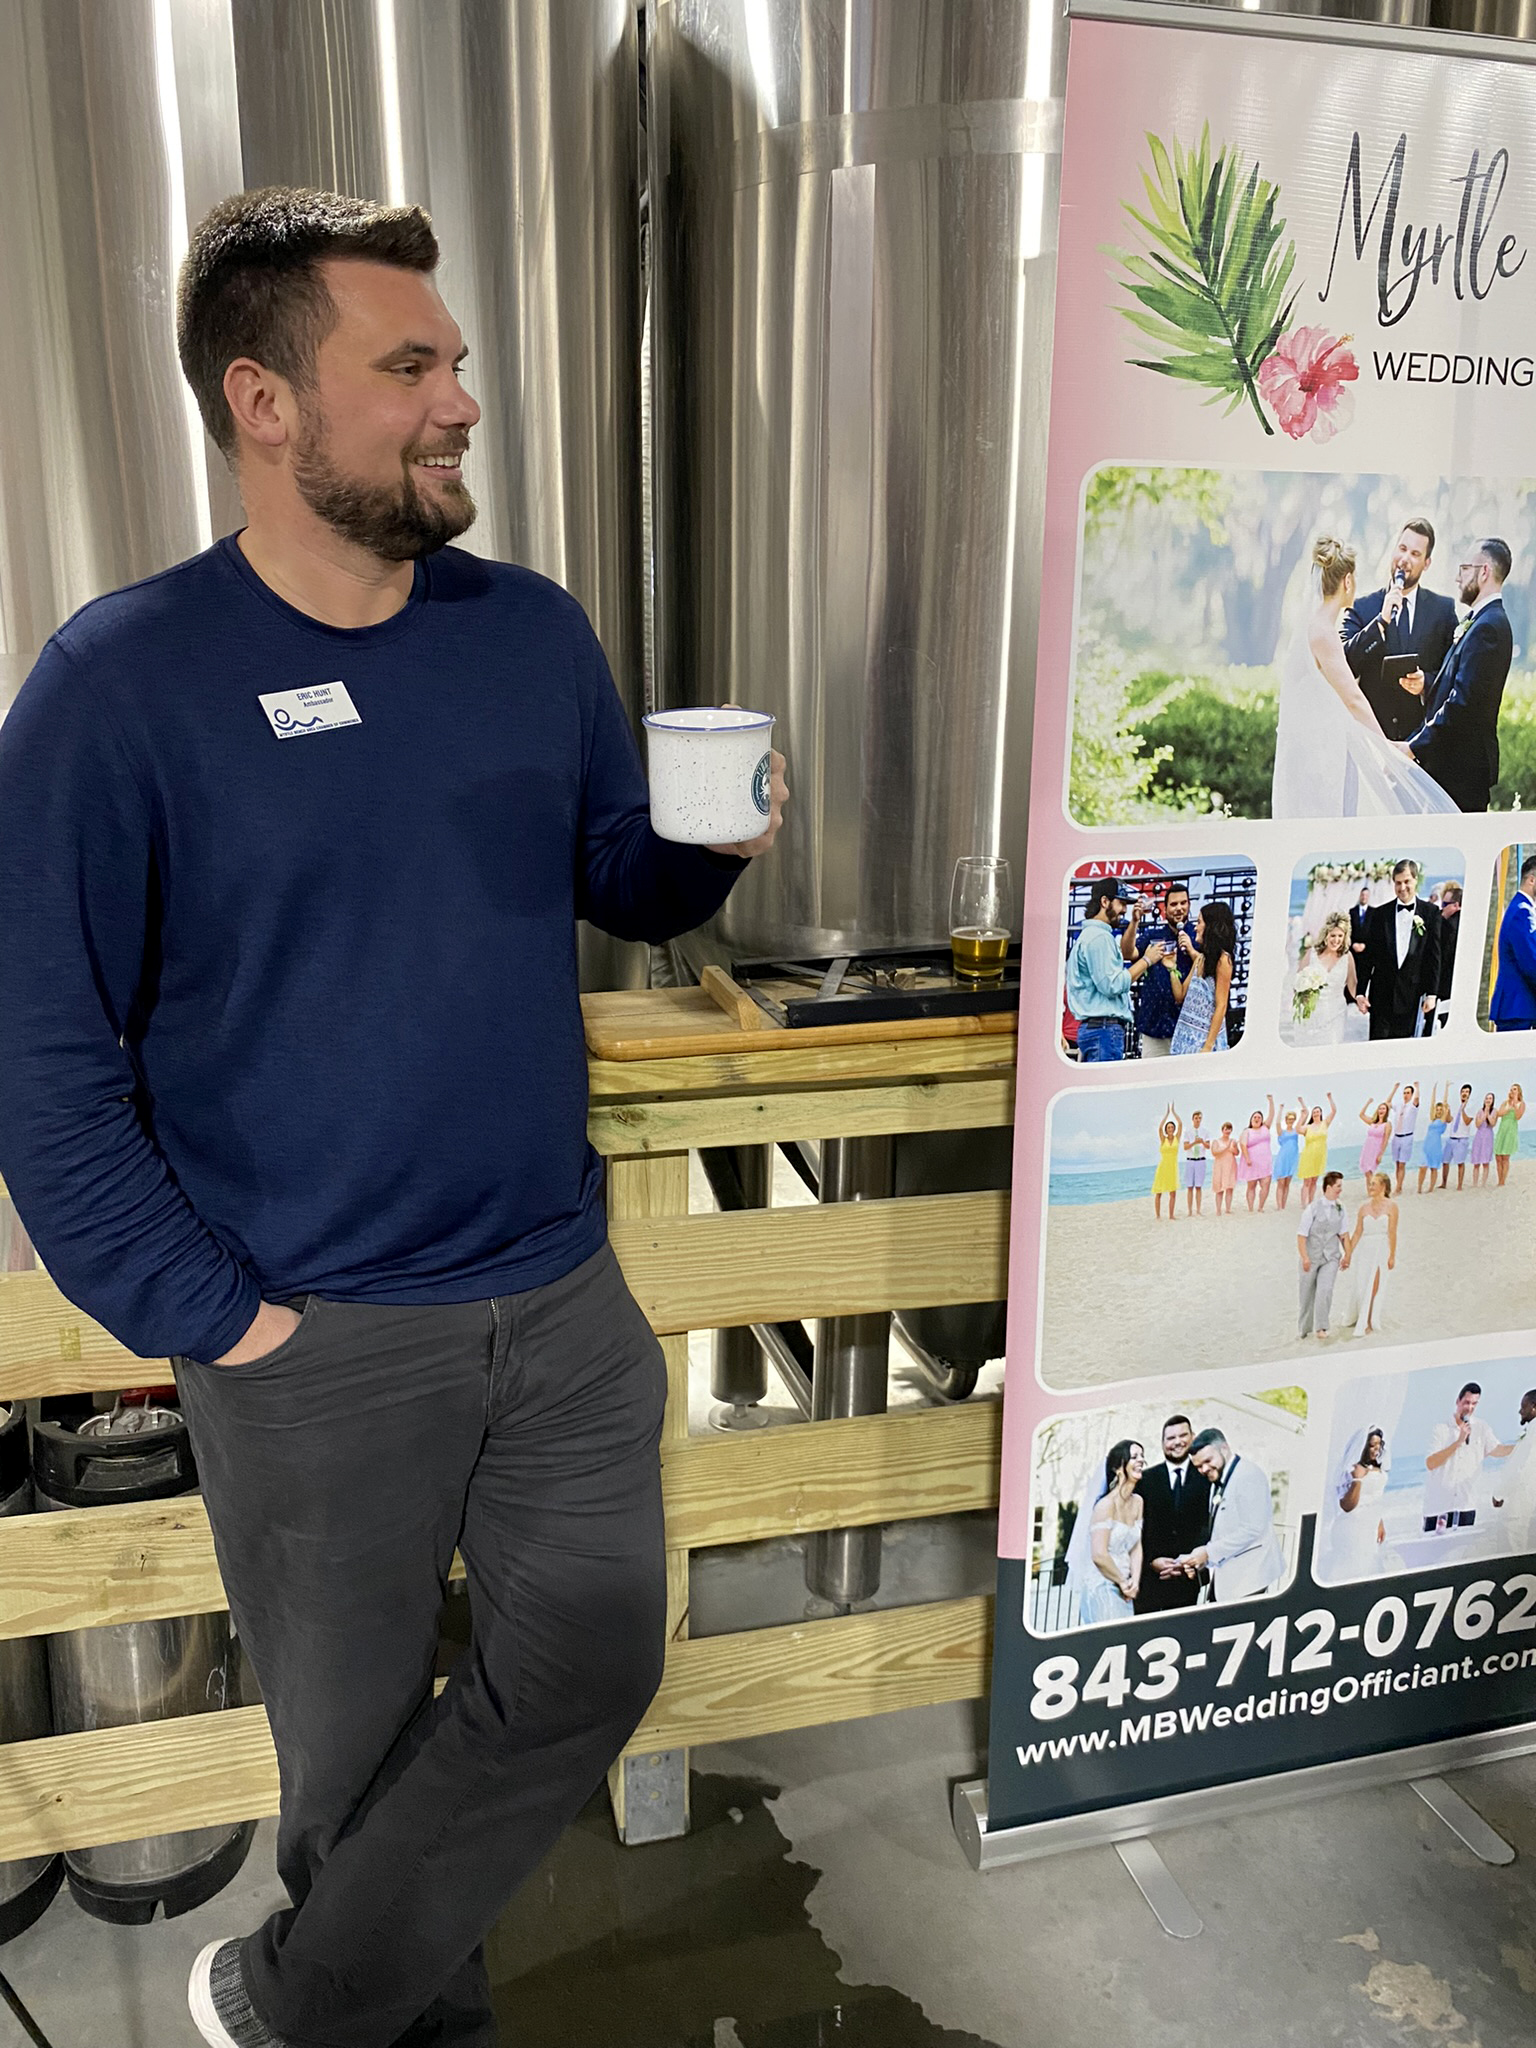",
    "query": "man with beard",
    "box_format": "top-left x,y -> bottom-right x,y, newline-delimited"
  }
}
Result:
0,188 -> 787,2048
1406,539 -> 1516,812
1341,519 -> 1458,742
1134,1415 -> 1212,1612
